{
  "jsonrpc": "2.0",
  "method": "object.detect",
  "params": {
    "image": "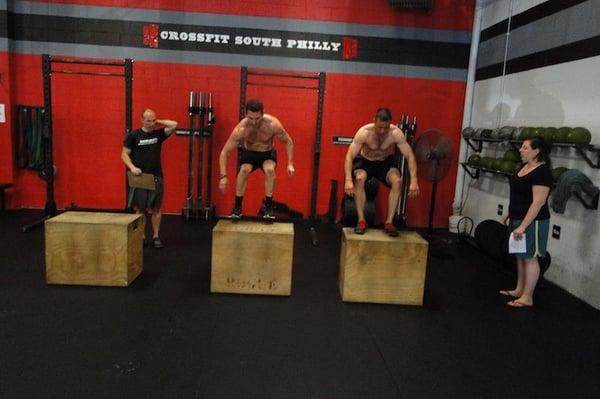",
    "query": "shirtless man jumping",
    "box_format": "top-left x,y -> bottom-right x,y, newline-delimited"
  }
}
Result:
344,108 -> 419,236
219,99 -> 295,220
